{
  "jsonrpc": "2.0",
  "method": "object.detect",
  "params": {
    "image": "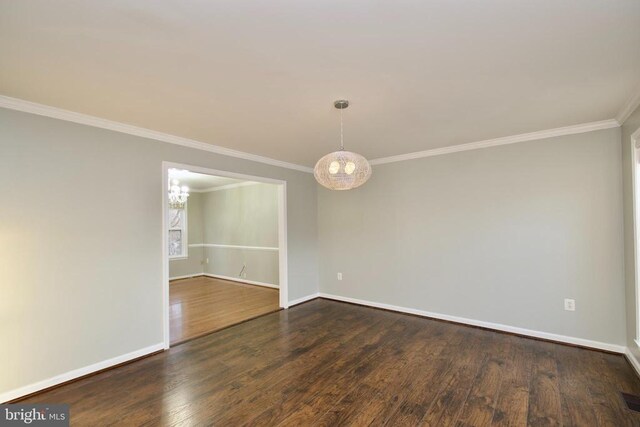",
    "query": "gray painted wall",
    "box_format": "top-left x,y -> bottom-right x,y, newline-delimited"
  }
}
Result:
169,192 -> 205,278
204,247 -> 279,285
622,104 -> 640,360
0,108 -> 318,397
202,183 -> 278,247
318,128 -> 626,346
168,184 -> 280,285
202,183 -> 279,285
169,247 -> 205,278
